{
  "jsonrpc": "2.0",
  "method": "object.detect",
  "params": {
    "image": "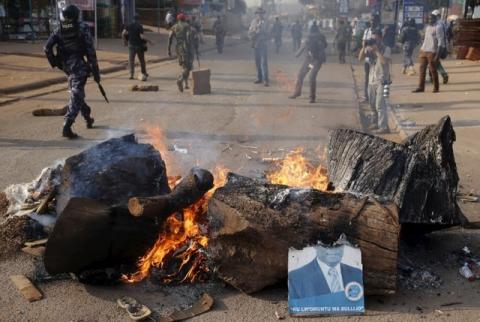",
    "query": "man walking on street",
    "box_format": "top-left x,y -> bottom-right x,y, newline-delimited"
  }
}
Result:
271,17 -> 283,54
359,29 -> 391,134
399,18 -> 419,75
291,20 -> 303,52
249,7 -> 270,86
361,15 -> 379,101
335,19 -> 349,64
44,4 -> 100,139
432,9 -> 449,84
213,15 -> 226,53
412,13 -> 441,93
168,13 -> 194,92
122,13 -> 152,81
289,22 -> 327,103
